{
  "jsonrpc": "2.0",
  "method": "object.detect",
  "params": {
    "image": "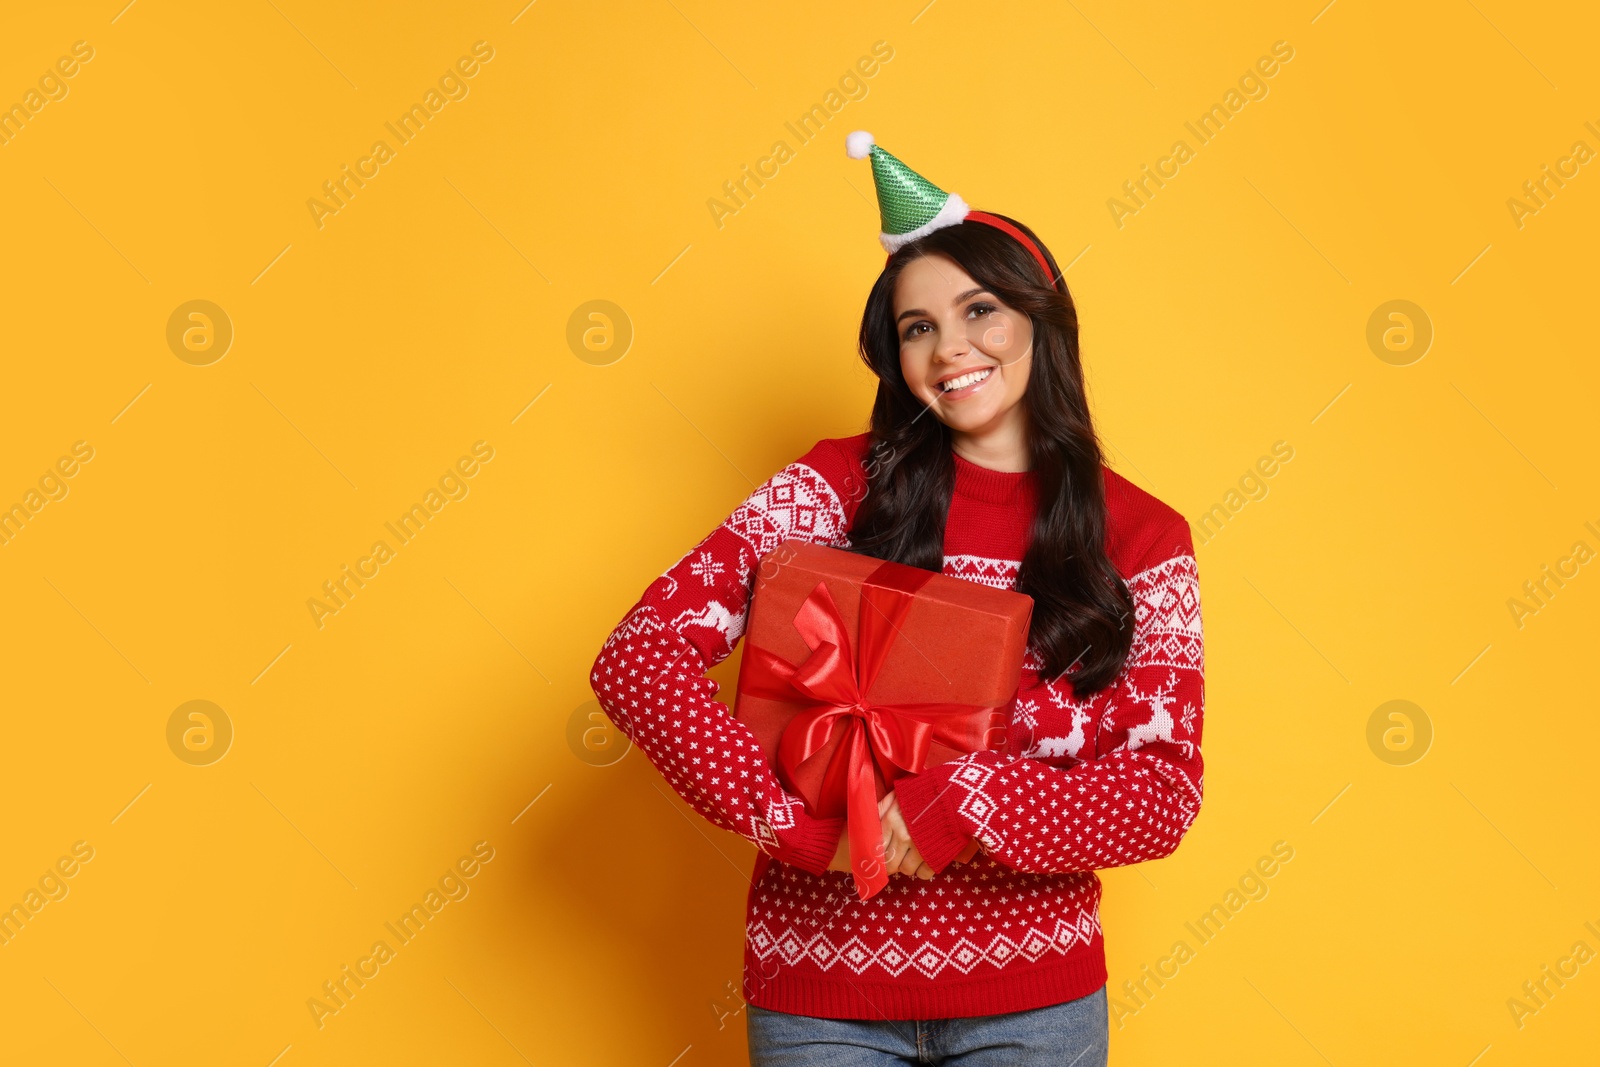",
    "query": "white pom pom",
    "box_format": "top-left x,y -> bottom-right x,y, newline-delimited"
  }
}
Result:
846,130 -> 875,160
